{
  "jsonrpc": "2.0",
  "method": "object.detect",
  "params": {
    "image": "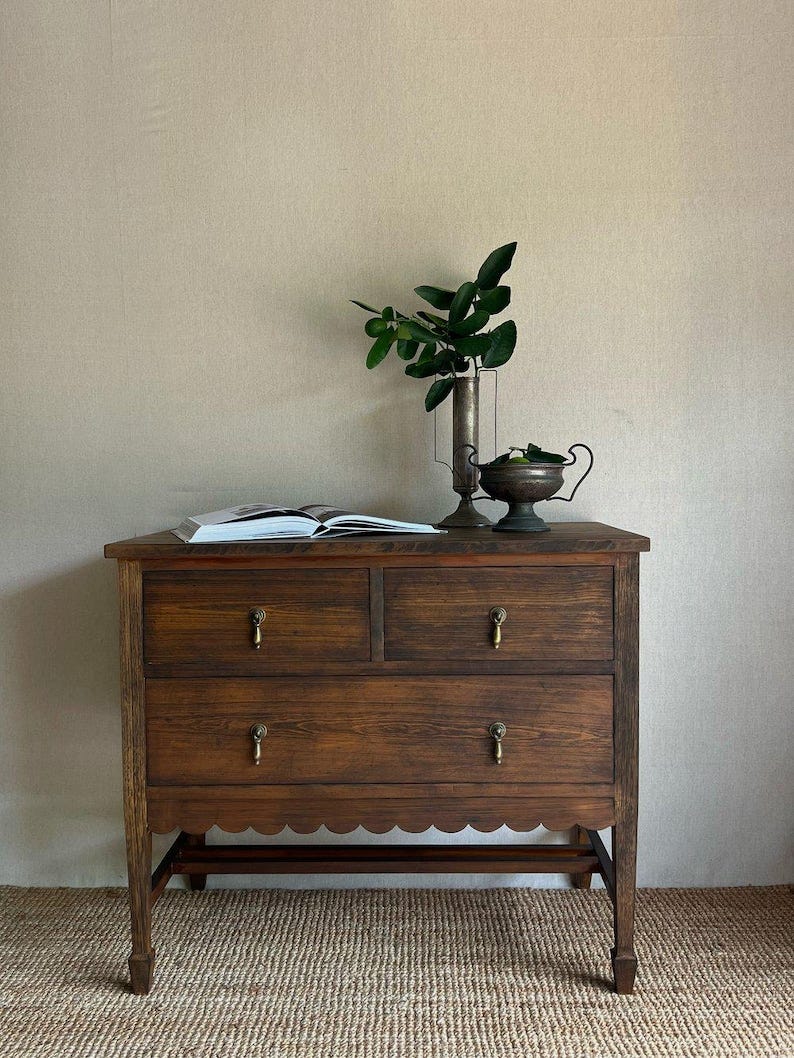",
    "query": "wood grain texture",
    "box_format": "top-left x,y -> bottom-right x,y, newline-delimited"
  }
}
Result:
149,831 -> 187,907
570,825 -> 594,889
146,784 -> 617,835
612,552 -> 640,994
369,567 -> 384,661
143,658 -> 616,679
143,569 -> 370,664
142,552 -> 617,572
145,676 -> 614,786
185,832 -> 207,891
384,566 -> 613,661
587,828 -> 615,902
105,523 -> 650,559
118,560 -> 154,994
109,522 -> 646,995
